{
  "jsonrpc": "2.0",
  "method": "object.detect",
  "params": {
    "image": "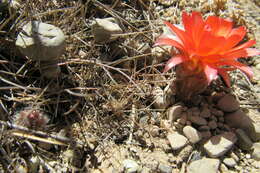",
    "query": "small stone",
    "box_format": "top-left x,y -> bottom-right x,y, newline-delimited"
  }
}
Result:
190,107 -> 200,116
208,120 -> 217,129
217,94 -> 239,112
201,131 -> 212,139
217,122 -> 224,128
235,129 -> 253,151
210,108 -> 224,117
188,116 -> 207,126
158,164 -> 173,173
123,159 -> 140,173
203,132 -> 237,158
245,154 -> 251,159
178,113 -> 187,125
199,125 -> 210,131
223,158 -> 237,168
252,143 -> 260,160
187,158 -> 220,173
230,152 -> 240,162
220,163 -> 229,172
225,109 -> 260,142
183,126 -> 202,144
167,132 -> 188,150
158,0 -> 176,6
150,126 -> 160,137
92,18 -> 122,43
217,116 -> 224,122
200,107 -> 211,118
167,105 -> 184,122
